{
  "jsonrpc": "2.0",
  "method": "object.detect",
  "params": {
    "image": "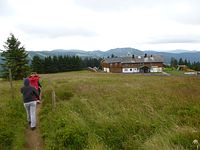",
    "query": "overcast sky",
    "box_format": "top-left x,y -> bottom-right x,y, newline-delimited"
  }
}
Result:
1,0 -> 200,51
